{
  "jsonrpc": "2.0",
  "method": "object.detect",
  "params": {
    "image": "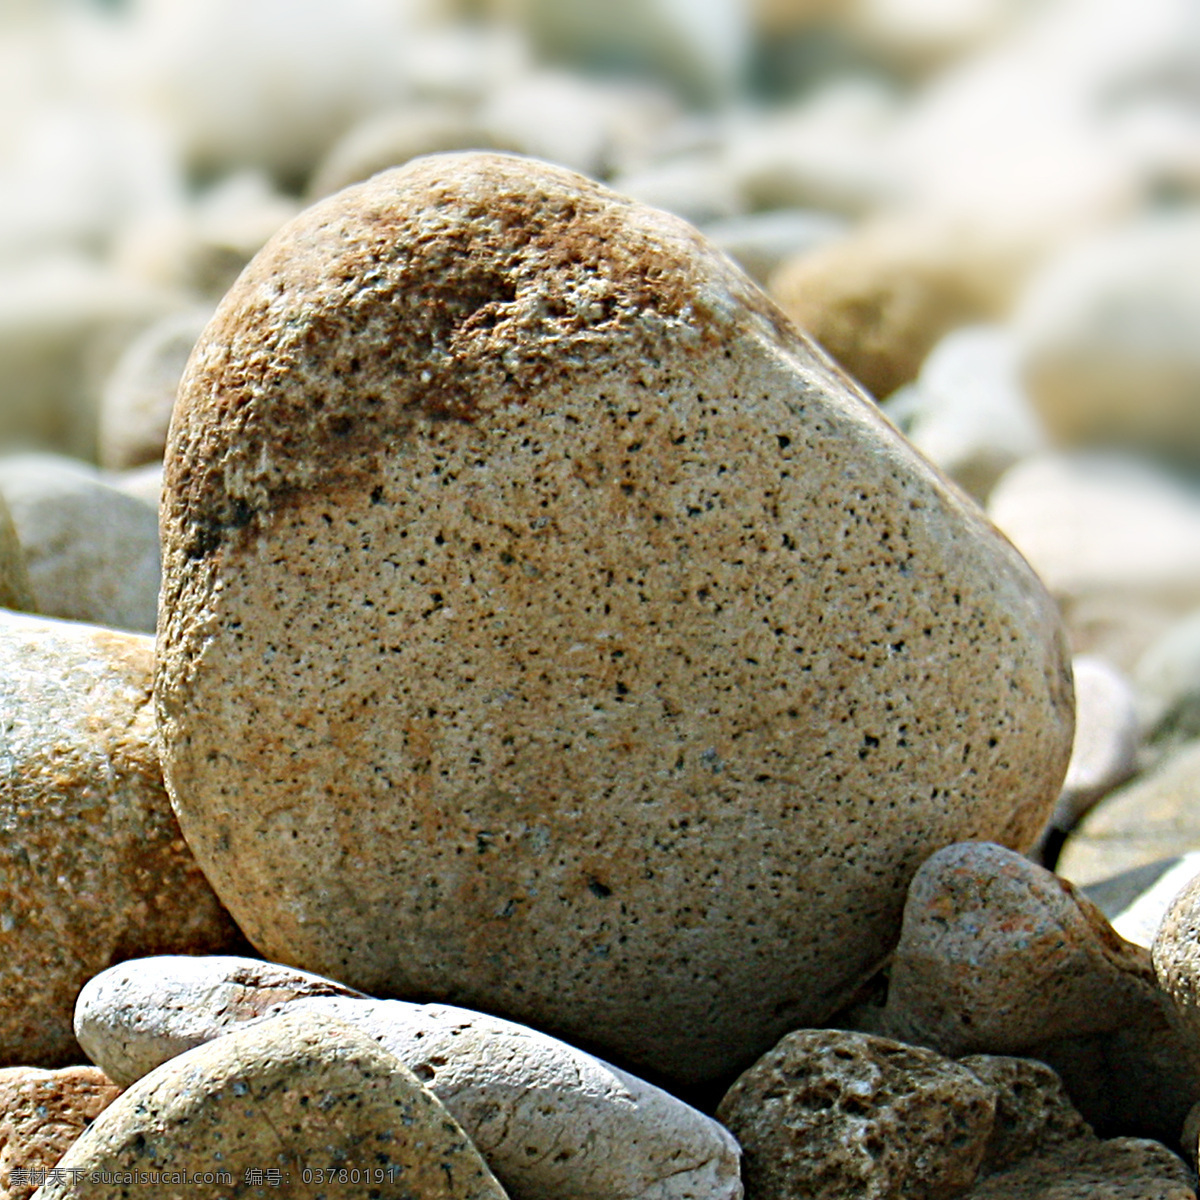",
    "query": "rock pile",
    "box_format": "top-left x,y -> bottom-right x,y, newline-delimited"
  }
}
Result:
0,0 -> 1199,1195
